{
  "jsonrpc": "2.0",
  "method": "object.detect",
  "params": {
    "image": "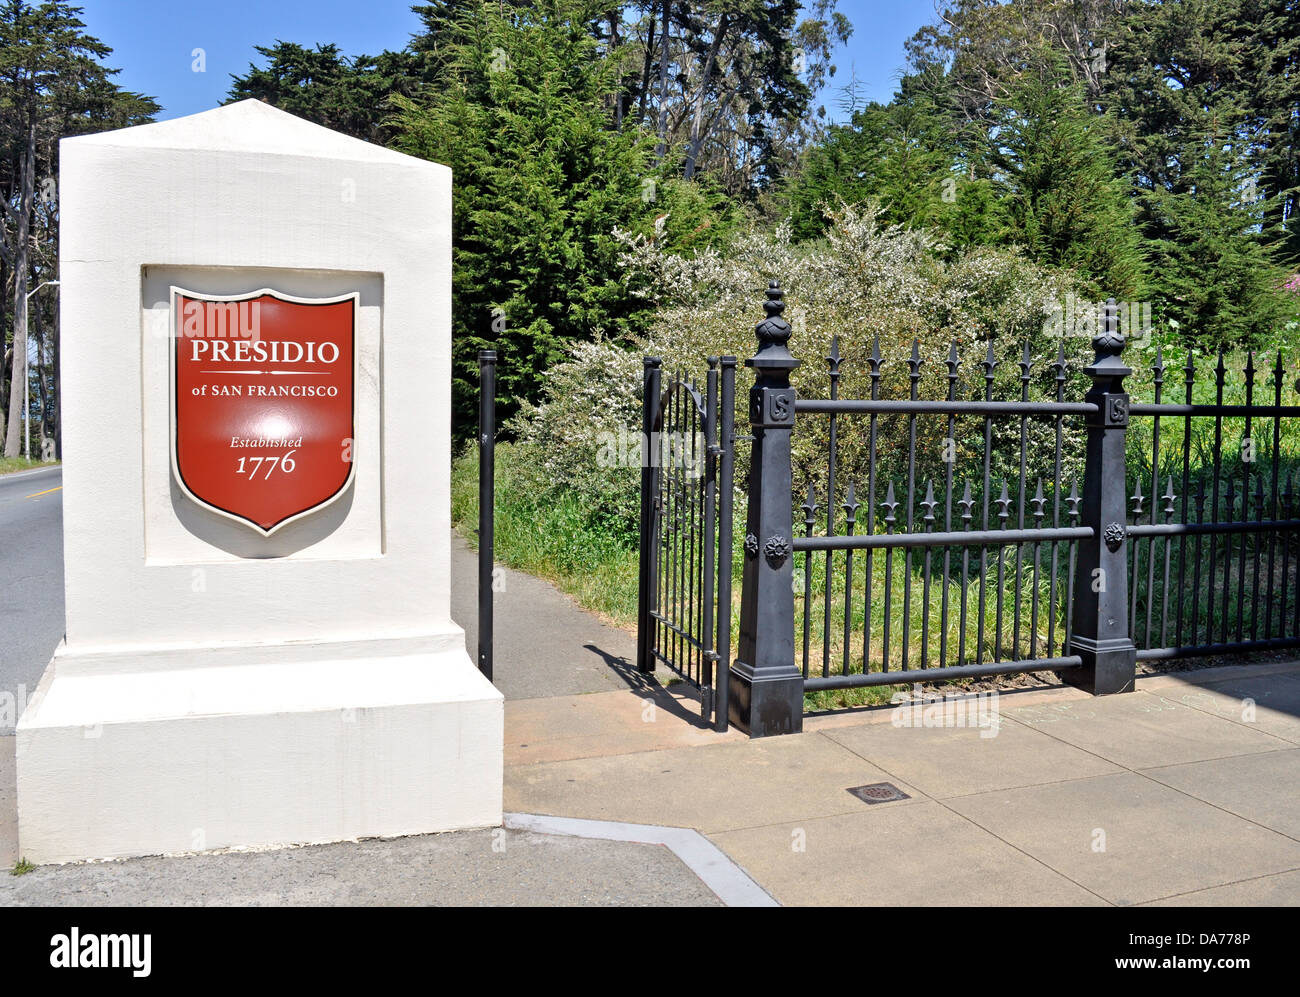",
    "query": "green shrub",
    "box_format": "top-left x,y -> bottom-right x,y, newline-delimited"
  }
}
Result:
508,201 -> 1092,547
